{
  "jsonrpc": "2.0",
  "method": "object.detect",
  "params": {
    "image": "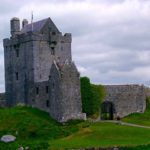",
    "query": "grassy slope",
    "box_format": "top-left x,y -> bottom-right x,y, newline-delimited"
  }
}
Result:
122,103 -> 150,126
50,122 -> 150,149
0,106 -> 82,150
1,106 -> 150,149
